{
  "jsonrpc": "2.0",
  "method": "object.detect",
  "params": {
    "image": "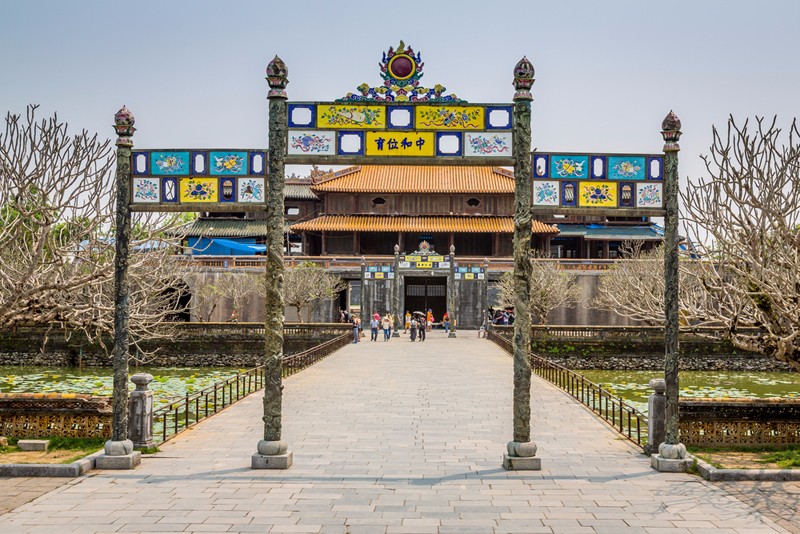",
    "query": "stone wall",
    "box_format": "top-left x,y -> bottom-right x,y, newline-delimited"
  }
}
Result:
0,393 -> 112,439
0,328 -> 345,368
680,399 -> 800,447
